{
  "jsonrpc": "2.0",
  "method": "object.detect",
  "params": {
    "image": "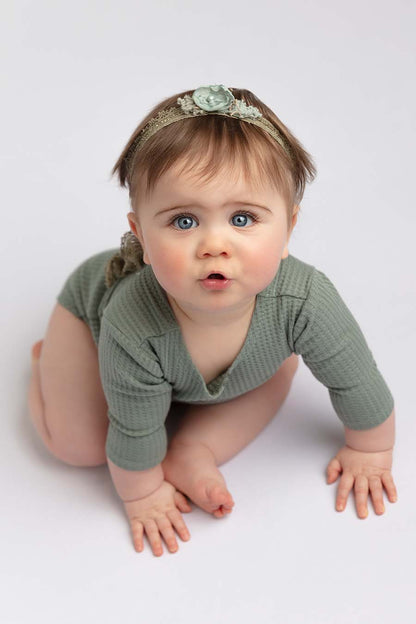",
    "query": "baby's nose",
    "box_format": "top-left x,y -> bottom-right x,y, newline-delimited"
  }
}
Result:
196,229 -> 232,257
